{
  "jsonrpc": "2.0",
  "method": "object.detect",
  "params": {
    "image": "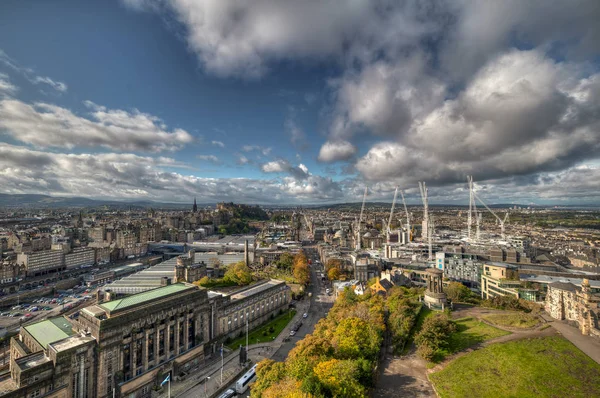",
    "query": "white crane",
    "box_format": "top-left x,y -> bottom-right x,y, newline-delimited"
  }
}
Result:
386,186 -> 399,243
356,187 -> 368,250
418,181 -> 433,261
467,176 -> 473,241
400,190 -> 411,242
470,184 -> 507,240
